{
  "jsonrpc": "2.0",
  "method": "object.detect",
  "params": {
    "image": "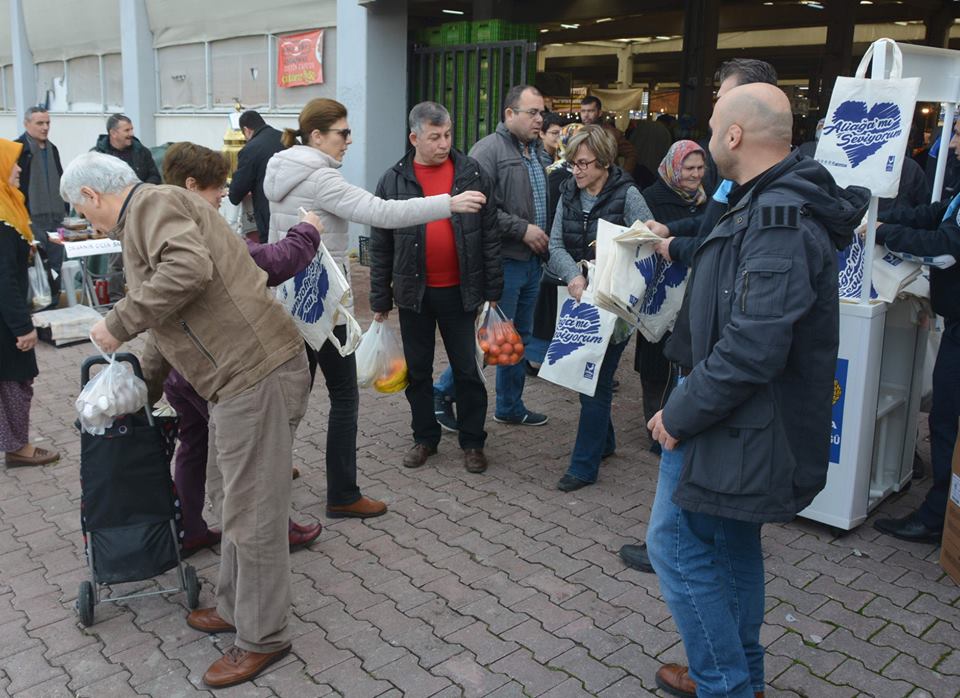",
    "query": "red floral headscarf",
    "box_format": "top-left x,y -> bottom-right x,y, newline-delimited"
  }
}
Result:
658,140 -> 707,206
